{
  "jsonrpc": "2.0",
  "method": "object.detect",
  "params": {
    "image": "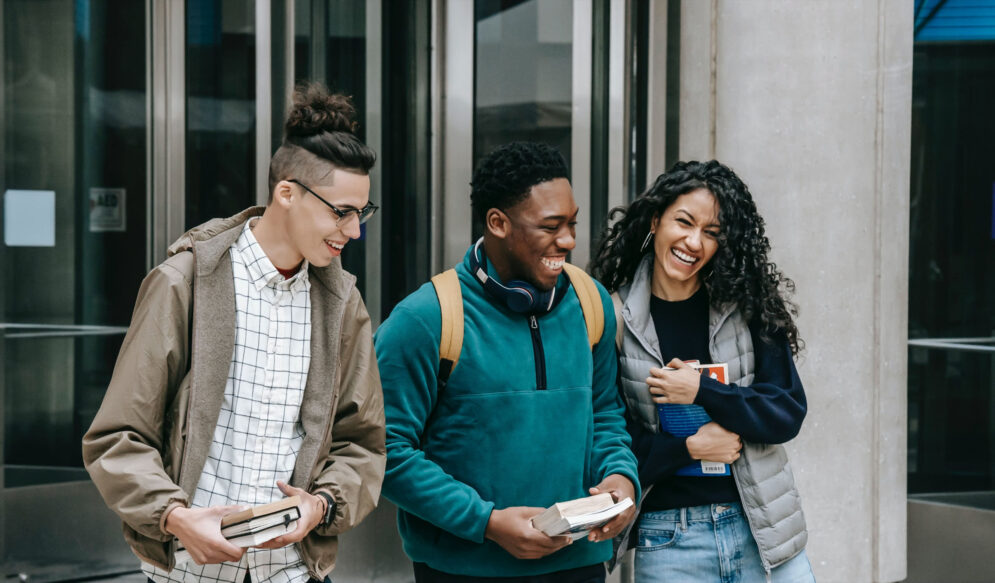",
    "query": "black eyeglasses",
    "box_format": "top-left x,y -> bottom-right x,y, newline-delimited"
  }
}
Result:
287,179 -> 379,225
